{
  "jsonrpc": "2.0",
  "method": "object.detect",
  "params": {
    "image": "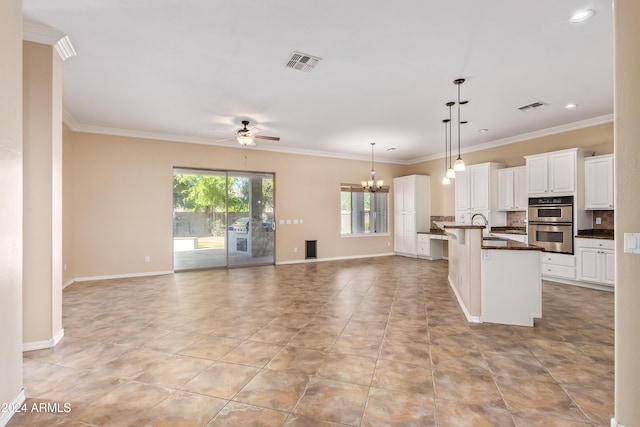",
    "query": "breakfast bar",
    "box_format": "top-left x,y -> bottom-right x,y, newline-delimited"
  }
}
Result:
435,221 -> 544,327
